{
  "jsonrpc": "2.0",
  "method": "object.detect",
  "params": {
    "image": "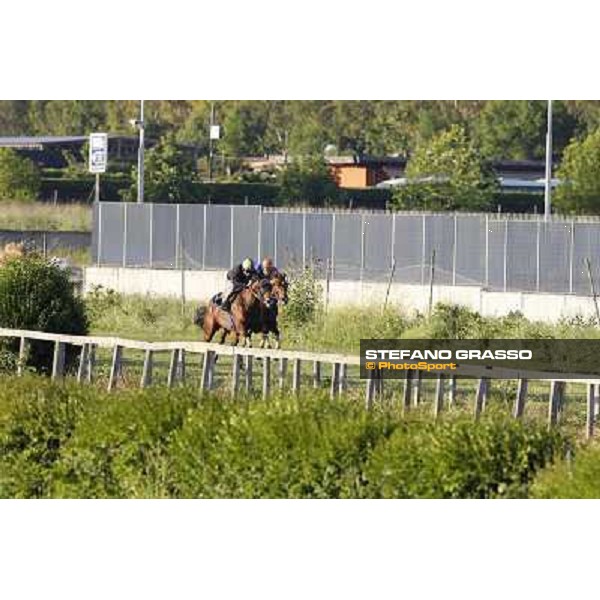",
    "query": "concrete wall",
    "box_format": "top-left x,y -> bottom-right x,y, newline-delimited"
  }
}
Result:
84,266 -> 599,323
